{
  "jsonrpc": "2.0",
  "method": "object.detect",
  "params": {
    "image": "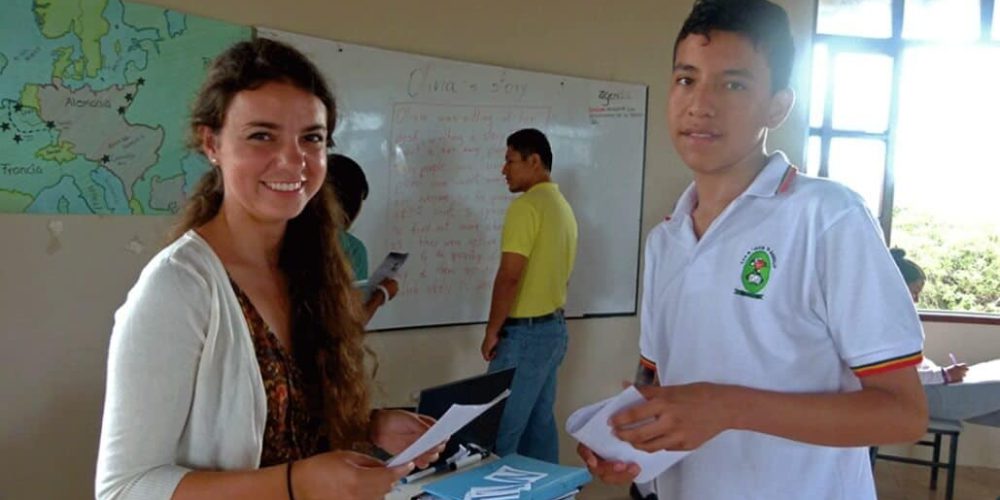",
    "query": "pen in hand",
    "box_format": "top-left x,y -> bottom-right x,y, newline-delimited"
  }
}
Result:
949,352 -> 959,365
400,461 -> 444,484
